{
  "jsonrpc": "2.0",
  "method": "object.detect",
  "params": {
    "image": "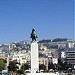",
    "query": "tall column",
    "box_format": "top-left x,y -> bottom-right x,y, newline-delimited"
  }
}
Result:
31,41 -> 39,73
